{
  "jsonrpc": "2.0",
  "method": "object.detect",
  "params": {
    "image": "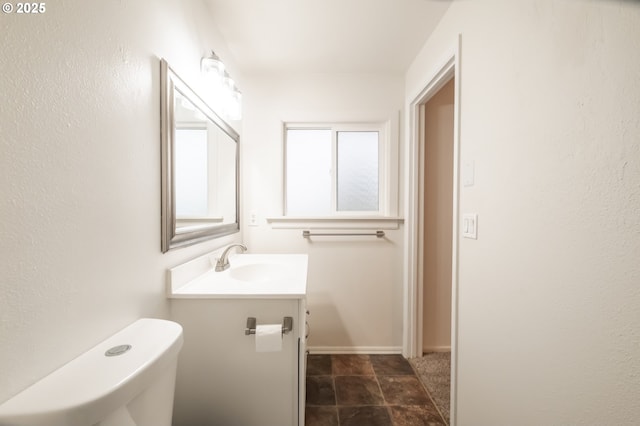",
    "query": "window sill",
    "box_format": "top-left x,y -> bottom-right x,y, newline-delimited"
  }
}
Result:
266,216 -> 404,230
